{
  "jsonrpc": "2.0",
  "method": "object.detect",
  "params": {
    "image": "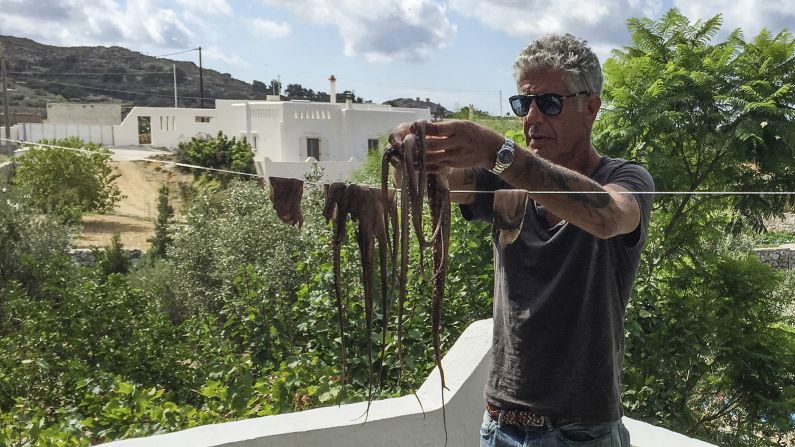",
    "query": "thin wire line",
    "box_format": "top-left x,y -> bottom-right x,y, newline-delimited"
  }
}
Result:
6,78 -> 214,101
4,138 -> 795,196
258,63 -> 499,93
9,71 -> 172,76
154,48 -> 199,58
